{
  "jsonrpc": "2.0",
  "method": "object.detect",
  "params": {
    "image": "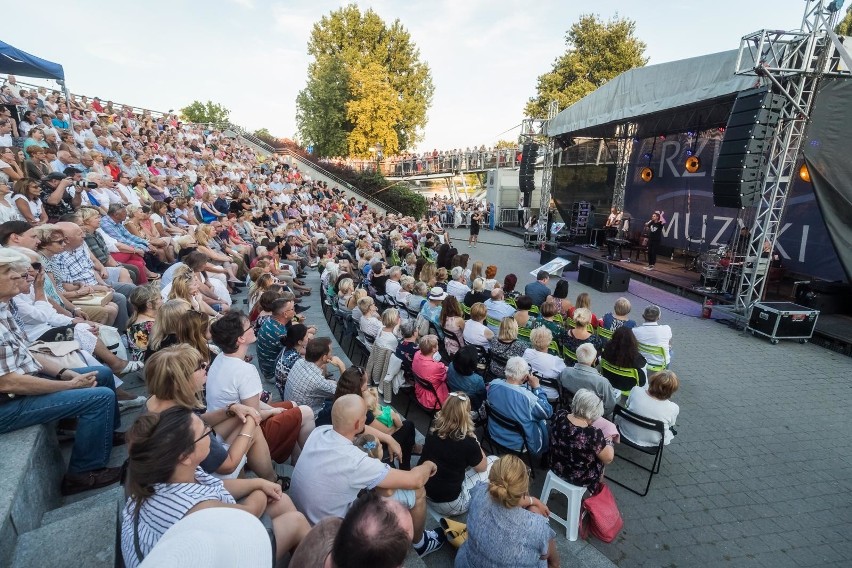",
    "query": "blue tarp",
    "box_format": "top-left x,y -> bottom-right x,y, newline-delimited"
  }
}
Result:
0,40 -> 64,82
